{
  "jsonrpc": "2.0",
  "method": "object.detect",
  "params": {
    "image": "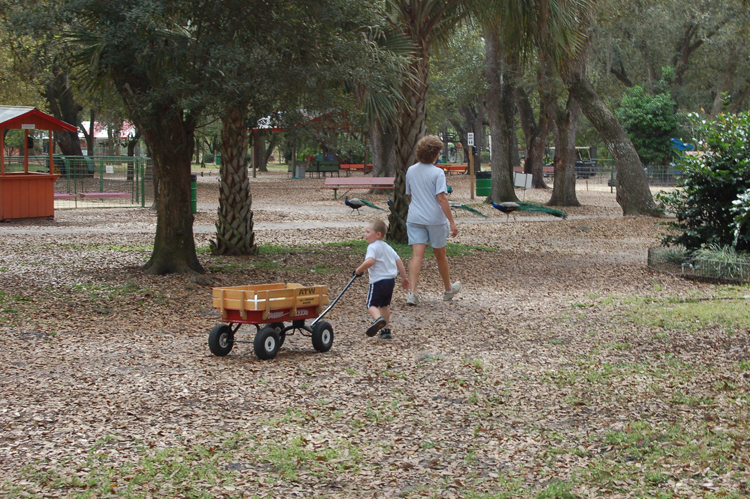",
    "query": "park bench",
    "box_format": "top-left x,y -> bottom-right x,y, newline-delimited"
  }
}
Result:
340,163 -> 373,175
307,160 -> 341,178
321,176 -> 394,199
